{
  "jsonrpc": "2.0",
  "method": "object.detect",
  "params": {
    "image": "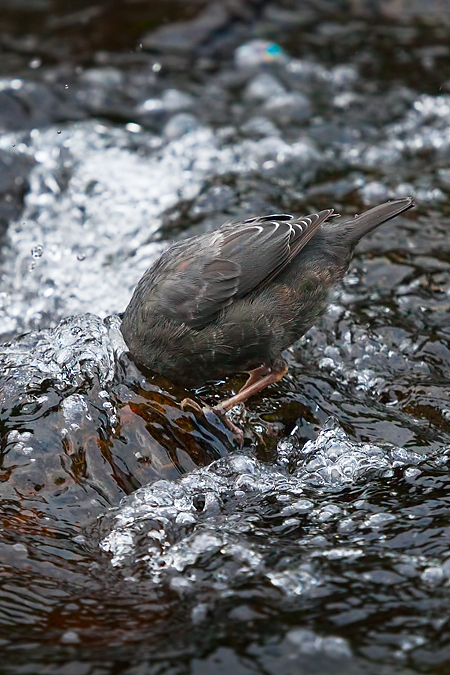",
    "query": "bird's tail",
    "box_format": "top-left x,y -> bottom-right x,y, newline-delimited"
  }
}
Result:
339,197 -> 414,246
